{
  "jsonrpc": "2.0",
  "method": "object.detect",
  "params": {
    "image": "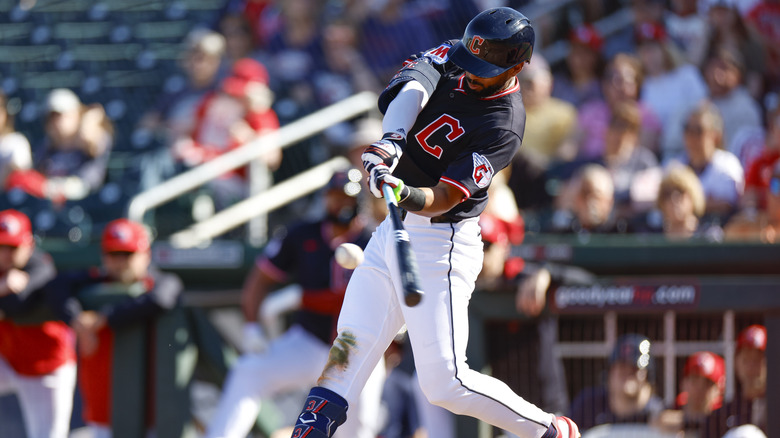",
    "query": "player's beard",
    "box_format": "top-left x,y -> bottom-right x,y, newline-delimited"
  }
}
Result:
464,76 -> 506,98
